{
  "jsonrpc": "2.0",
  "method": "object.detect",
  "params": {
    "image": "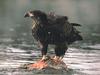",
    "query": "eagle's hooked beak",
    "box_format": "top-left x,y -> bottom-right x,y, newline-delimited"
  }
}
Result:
24,12 -> 34,18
